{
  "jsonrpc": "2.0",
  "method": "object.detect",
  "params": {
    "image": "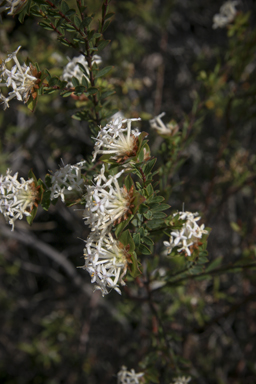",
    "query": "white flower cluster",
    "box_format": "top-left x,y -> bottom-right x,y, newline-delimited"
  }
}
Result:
62,54 -> 101,87
0,0 -> 27,19
164,211 -> 208,256
150,112 -> 178,136
92,116 -> 141,162
49,161 -> 86,203
117,366 -> 144,384
0,46 -> 38,110
84,165 -> 132,232
82,117 -> 141,296
0,169 -> 38,230
171,377 -> 191,384
212,1 -> 238,29
84,232 -> 129,295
